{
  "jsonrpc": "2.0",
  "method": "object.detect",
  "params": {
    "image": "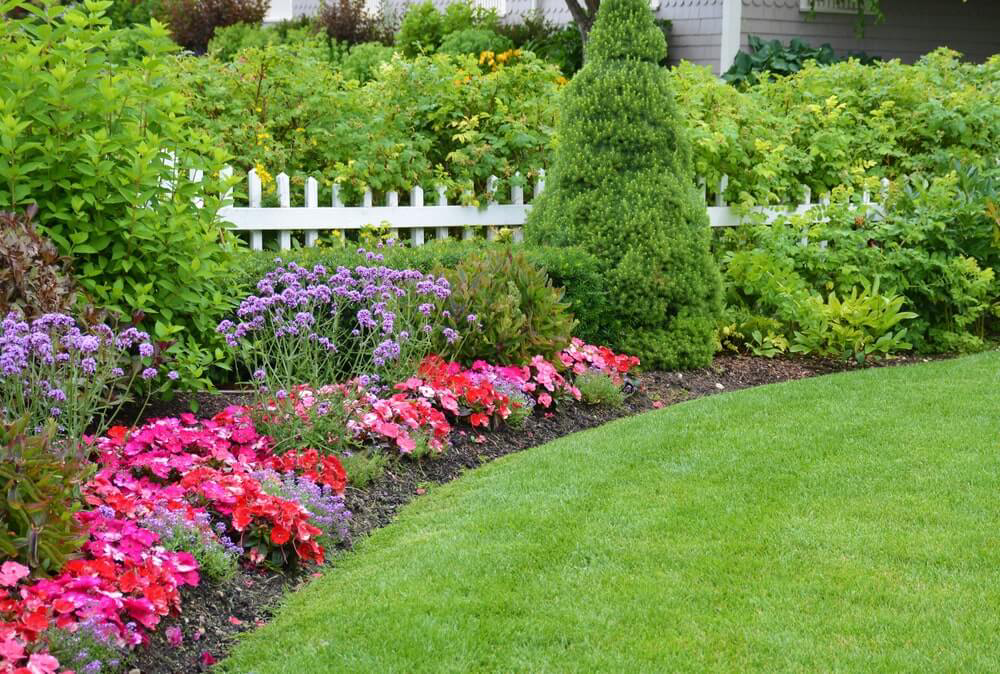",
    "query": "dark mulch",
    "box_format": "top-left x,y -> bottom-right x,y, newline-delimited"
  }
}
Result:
123,352 -> 940,673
